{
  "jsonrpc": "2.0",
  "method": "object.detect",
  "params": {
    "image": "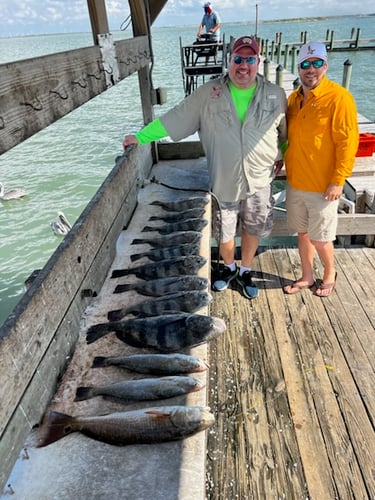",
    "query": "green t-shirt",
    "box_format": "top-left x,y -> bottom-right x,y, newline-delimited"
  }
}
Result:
136,80 -> 286,154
